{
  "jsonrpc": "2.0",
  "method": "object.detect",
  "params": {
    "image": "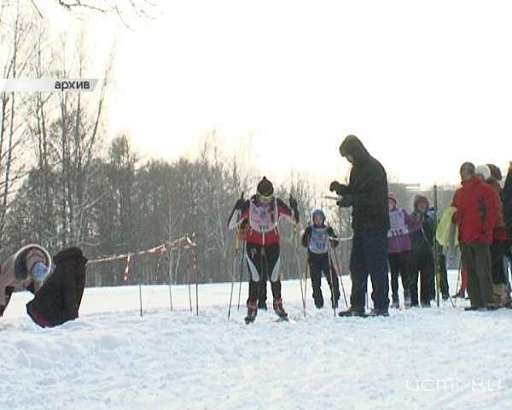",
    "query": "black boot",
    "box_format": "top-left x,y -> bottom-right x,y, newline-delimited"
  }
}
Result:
257,300 -> 267,310
369,308 -> 389,317
314,294 -> 324,309
338,307 -> 366,317
273,298 -> 288,319
331,297 -> 339,310
244,302 -> 258,324
391,294 -> 399,309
